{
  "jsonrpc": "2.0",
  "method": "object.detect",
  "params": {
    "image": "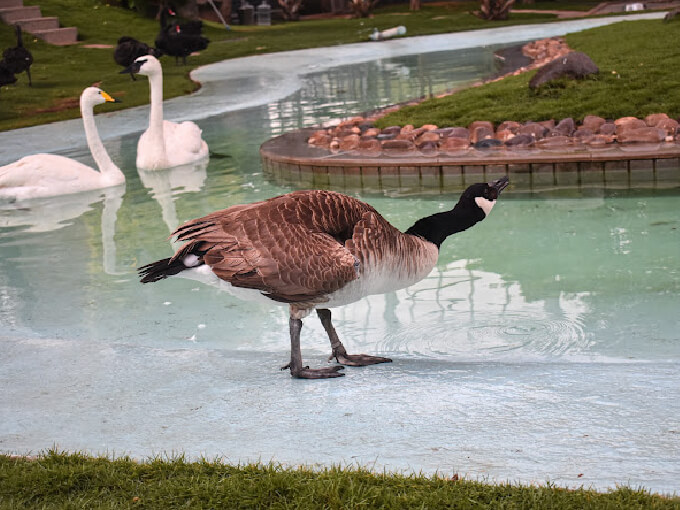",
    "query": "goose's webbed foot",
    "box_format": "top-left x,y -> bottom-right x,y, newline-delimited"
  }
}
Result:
282,363 -> 345,379
332,352 -> 392,367
317,308 -> 392,367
